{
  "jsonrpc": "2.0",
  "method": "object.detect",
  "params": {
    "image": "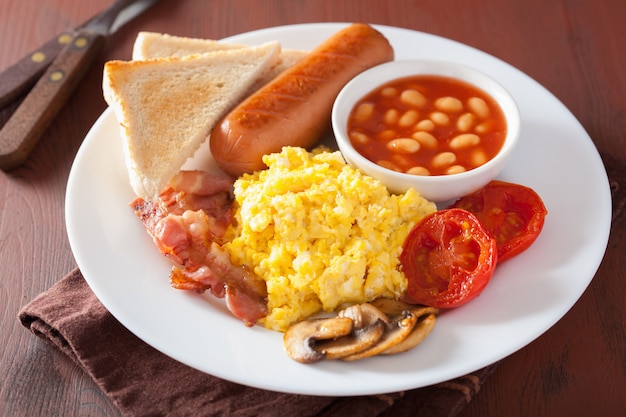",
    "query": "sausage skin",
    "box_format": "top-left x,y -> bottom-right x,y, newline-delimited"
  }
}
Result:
210,23 -> 394,177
